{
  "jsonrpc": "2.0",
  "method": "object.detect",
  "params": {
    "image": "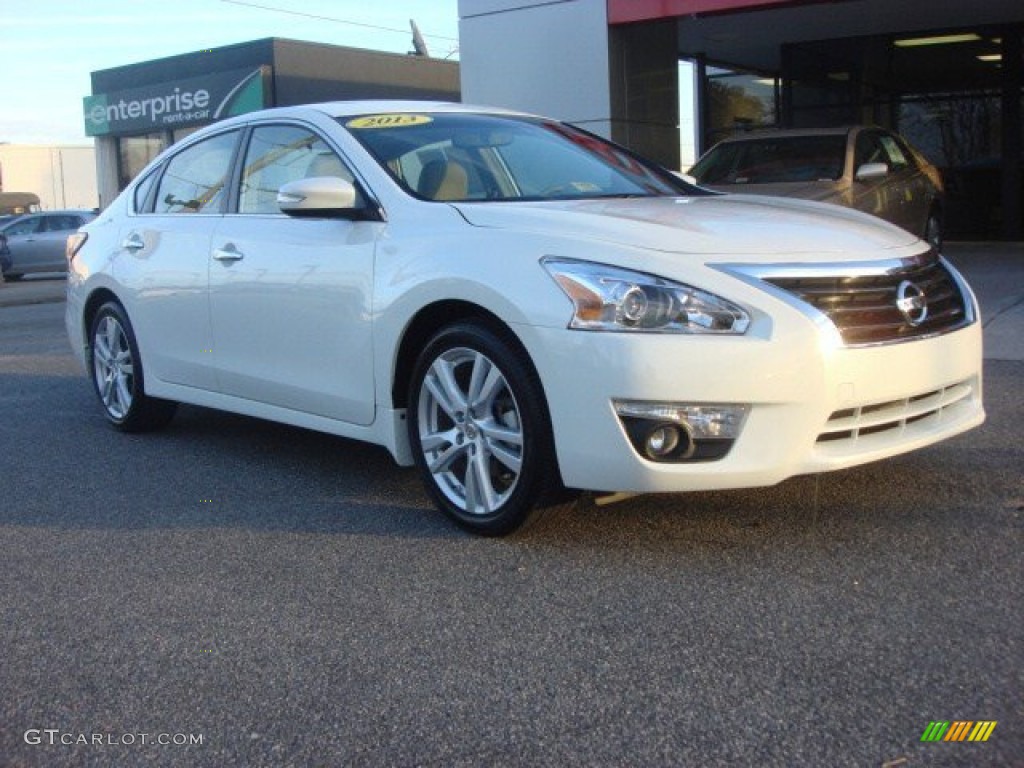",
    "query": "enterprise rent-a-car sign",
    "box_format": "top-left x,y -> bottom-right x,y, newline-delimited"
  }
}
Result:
84,67 -> 266,137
